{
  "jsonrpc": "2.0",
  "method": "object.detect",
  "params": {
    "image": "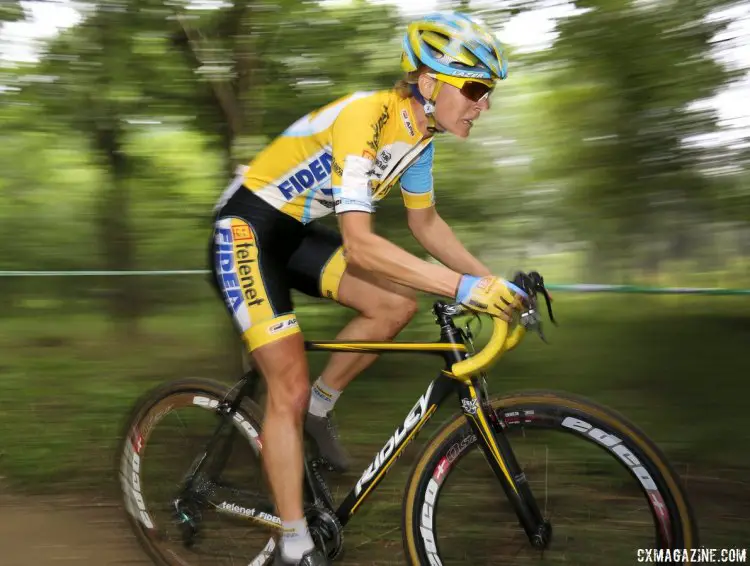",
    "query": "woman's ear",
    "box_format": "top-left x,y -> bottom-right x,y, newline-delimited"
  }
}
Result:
417,73 -> 436,100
